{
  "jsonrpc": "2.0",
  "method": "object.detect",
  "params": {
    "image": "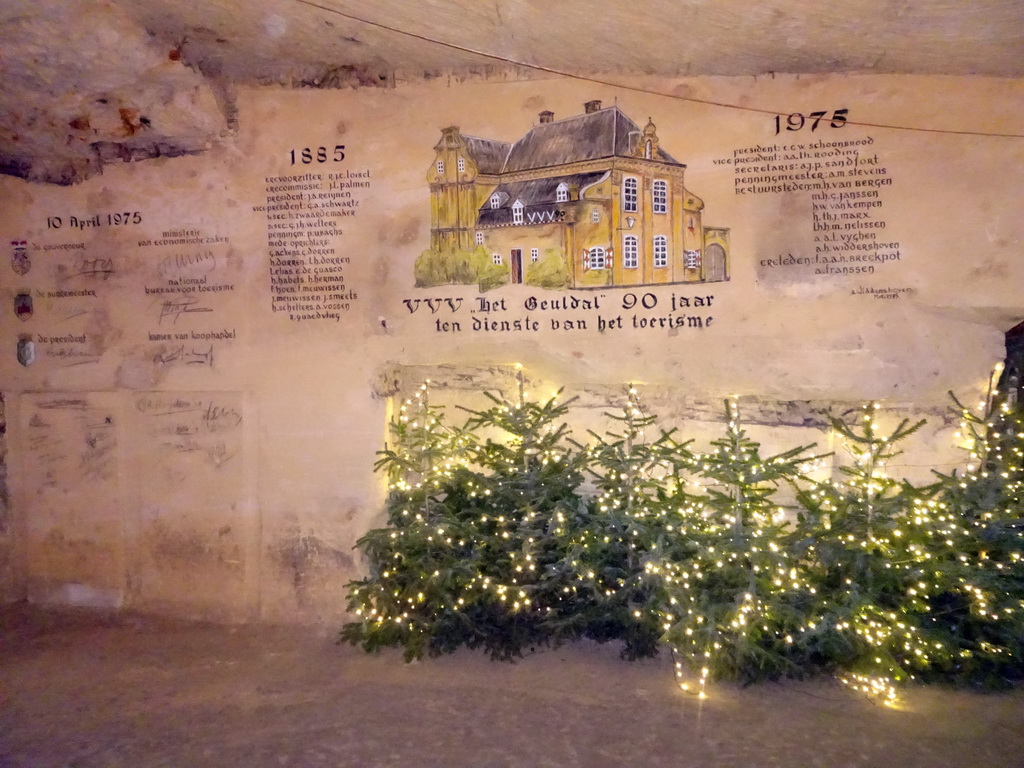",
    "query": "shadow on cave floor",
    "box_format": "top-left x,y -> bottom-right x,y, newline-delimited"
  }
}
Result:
1,603 -> 1022,768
